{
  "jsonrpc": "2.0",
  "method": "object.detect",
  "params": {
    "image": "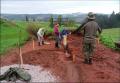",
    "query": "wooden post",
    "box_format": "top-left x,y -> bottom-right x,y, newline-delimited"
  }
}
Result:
32,37 -> 35,50
73,54 -> 76,63
19,47 -> 23,68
